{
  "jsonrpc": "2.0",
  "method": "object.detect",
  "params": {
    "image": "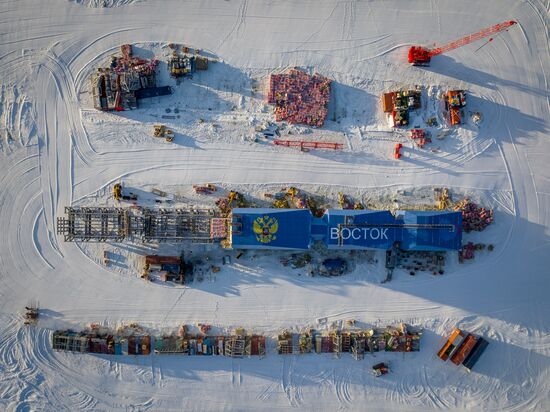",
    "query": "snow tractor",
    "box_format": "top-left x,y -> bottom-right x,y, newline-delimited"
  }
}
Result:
372,362 -> 390,377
